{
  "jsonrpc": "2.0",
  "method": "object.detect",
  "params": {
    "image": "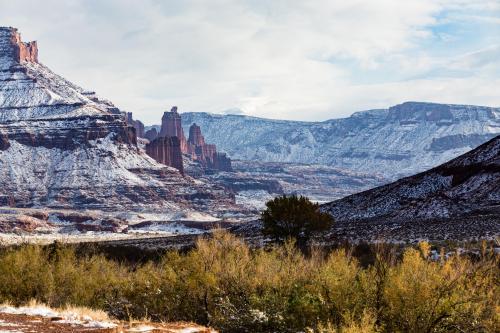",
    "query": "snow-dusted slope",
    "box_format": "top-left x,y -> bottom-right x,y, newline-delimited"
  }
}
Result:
322,135 -> 500,223
0,27 -> 236,216
171,102 -> 500,179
